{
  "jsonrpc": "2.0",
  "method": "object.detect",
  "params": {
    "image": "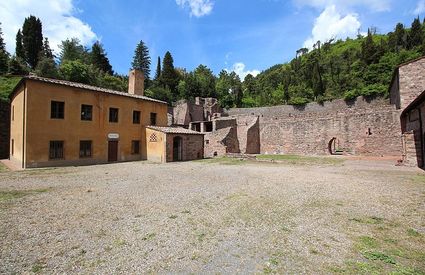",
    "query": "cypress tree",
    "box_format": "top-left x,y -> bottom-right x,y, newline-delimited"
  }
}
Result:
58,38 -> 88,64
90,41 -> 113,75
22,15 -> 44,69
361,29 -> 378,65
131,40 -> 151,79
15,30 -> 25,60
154,56 -> 161,81
0,22 -> 9,74
161,51 -> 178,93
408,17 -> 423,49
